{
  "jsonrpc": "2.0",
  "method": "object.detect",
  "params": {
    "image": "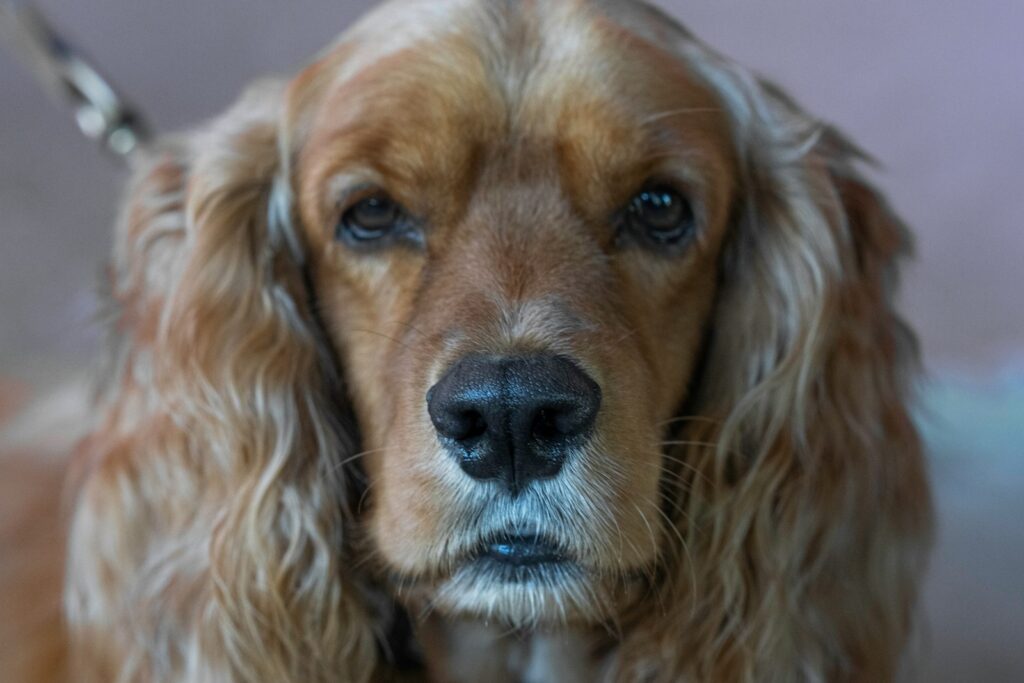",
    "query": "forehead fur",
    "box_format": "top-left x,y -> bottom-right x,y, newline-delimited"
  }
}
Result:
334,0 -> 651,78
294,0 -> 735,230
317,0 -> 712,124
